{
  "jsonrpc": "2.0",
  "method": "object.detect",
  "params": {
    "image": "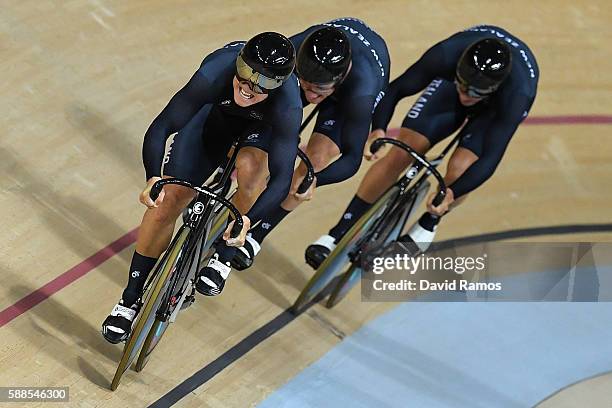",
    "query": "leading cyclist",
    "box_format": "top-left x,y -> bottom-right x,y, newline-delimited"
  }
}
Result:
102,32 -> 302,344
